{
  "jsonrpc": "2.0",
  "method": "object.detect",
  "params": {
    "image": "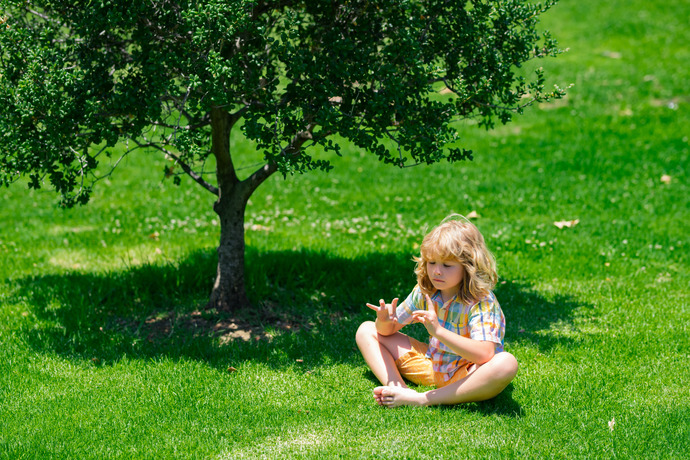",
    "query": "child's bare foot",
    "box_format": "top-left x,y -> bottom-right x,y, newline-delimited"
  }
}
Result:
373,386 -> 425,407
